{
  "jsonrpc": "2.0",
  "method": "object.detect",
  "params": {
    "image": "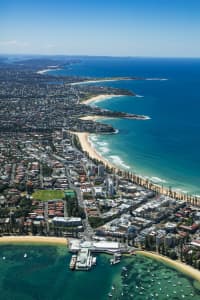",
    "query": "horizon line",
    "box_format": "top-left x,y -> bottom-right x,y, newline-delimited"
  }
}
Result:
1,53 -> 200,59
